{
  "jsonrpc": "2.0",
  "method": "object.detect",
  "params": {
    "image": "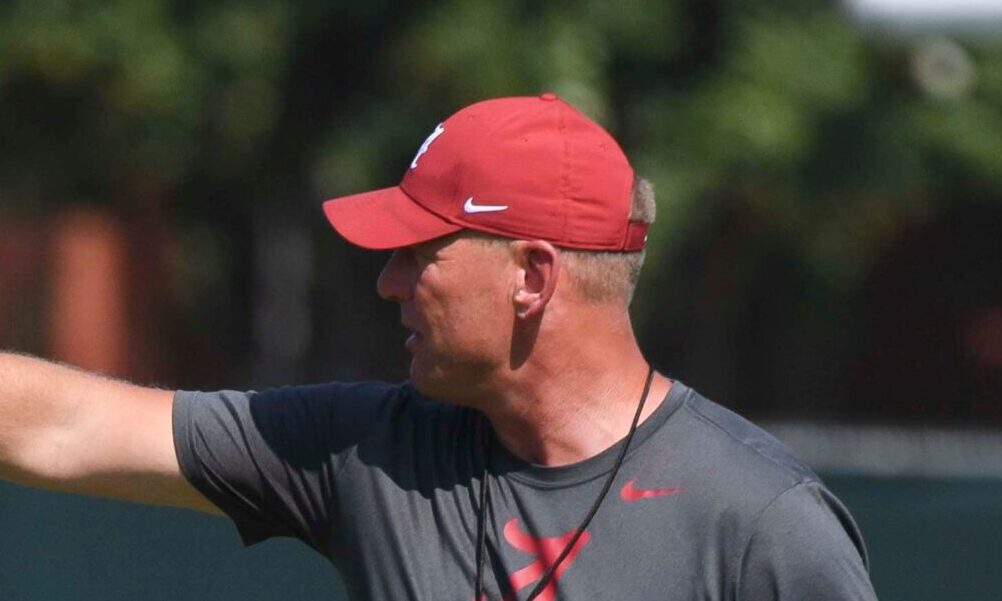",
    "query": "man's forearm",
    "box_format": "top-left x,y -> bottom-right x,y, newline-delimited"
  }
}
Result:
0,351 -> 209,512
0,352 -> 104,486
